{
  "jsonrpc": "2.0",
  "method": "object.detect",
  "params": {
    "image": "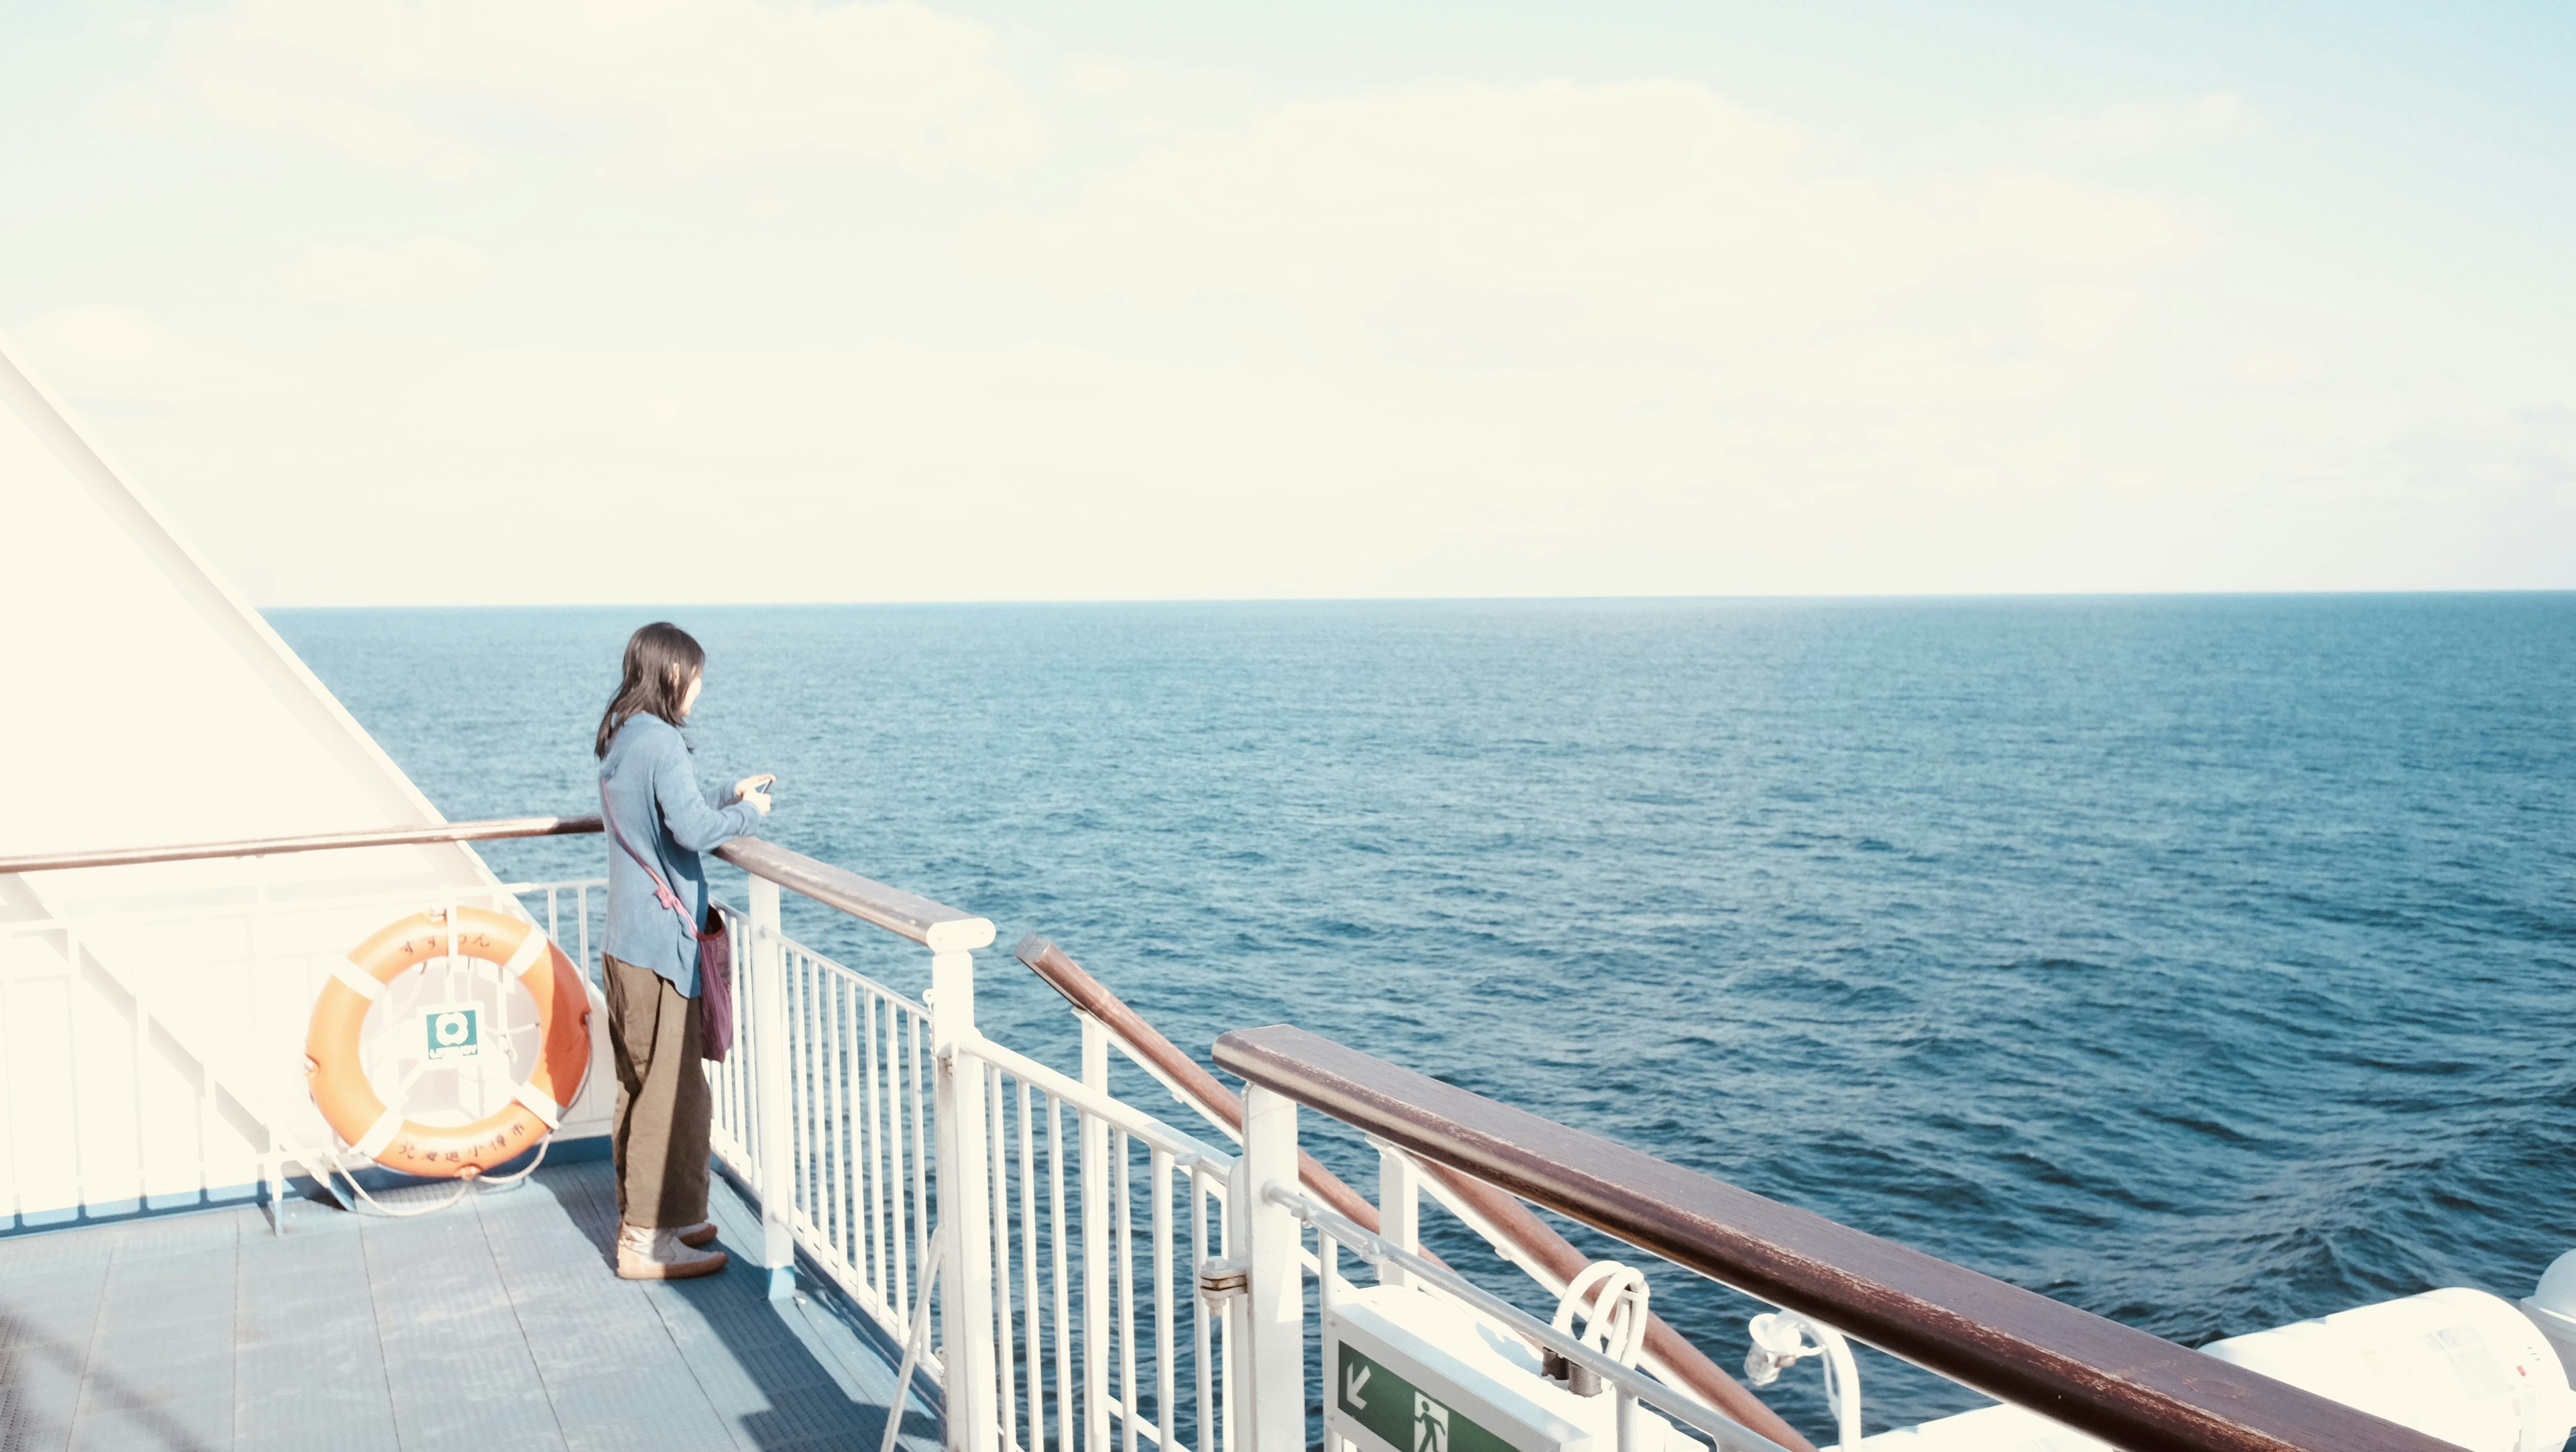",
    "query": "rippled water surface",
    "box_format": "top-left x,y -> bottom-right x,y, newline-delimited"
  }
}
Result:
271,596 -> 2576,1437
